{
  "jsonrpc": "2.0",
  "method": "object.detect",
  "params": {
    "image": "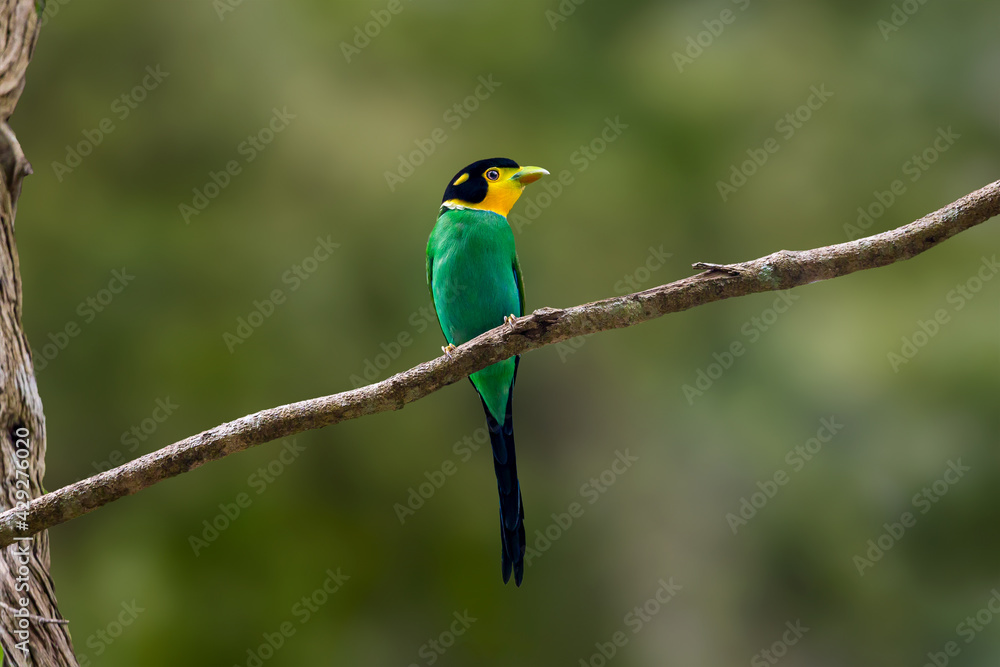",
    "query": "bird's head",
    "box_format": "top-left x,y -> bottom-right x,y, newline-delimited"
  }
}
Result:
441,158 -> 549,218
